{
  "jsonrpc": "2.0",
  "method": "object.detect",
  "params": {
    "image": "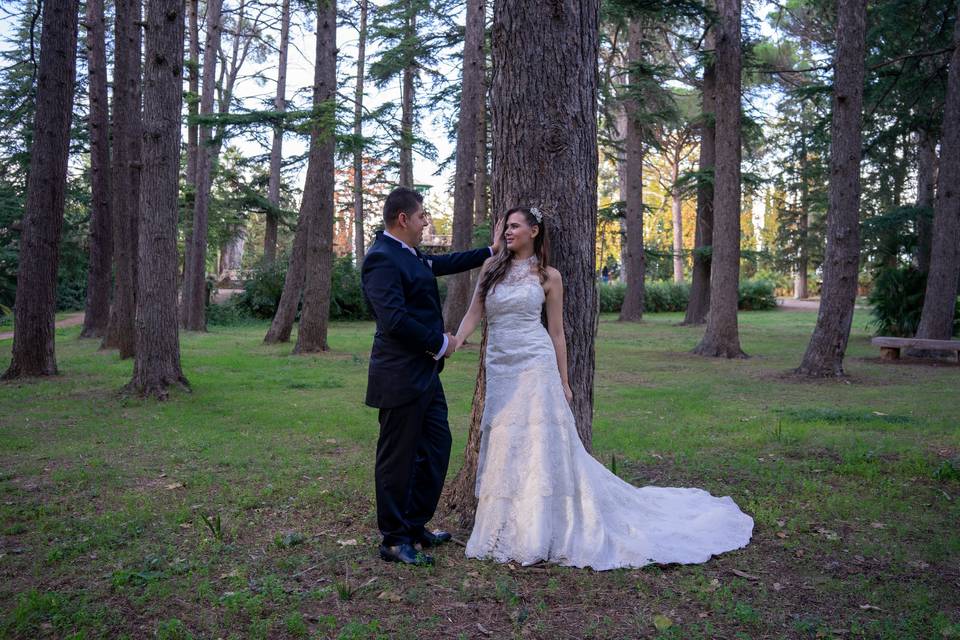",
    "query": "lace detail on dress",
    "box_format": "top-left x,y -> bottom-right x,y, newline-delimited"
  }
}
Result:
501,255 -> 540,286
